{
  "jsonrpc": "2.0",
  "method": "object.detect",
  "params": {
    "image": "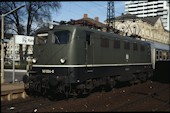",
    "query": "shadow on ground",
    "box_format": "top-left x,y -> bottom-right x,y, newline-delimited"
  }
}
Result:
152,61 -> 170,83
